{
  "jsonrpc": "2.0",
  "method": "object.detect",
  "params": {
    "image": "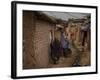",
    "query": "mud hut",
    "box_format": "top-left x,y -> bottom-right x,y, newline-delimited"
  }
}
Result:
23,11 -> 57,69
